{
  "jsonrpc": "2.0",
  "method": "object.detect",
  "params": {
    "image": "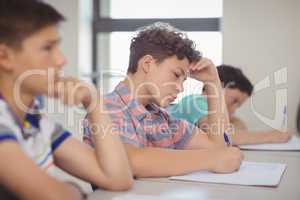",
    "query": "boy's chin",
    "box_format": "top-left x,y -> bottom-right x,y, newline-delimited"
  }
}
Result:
158,100 -> 171,108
